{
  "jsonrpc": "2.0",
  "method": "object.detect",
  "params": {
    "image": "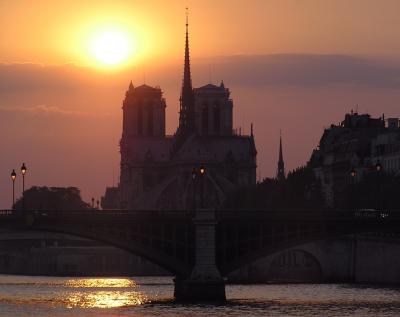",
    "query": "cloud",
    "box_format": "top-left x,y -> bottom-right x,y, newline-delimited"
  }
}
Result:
0,62 -> 127,93
0,104 -> 111,118
196,54 -> 400,88
1,54 -> 400,96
